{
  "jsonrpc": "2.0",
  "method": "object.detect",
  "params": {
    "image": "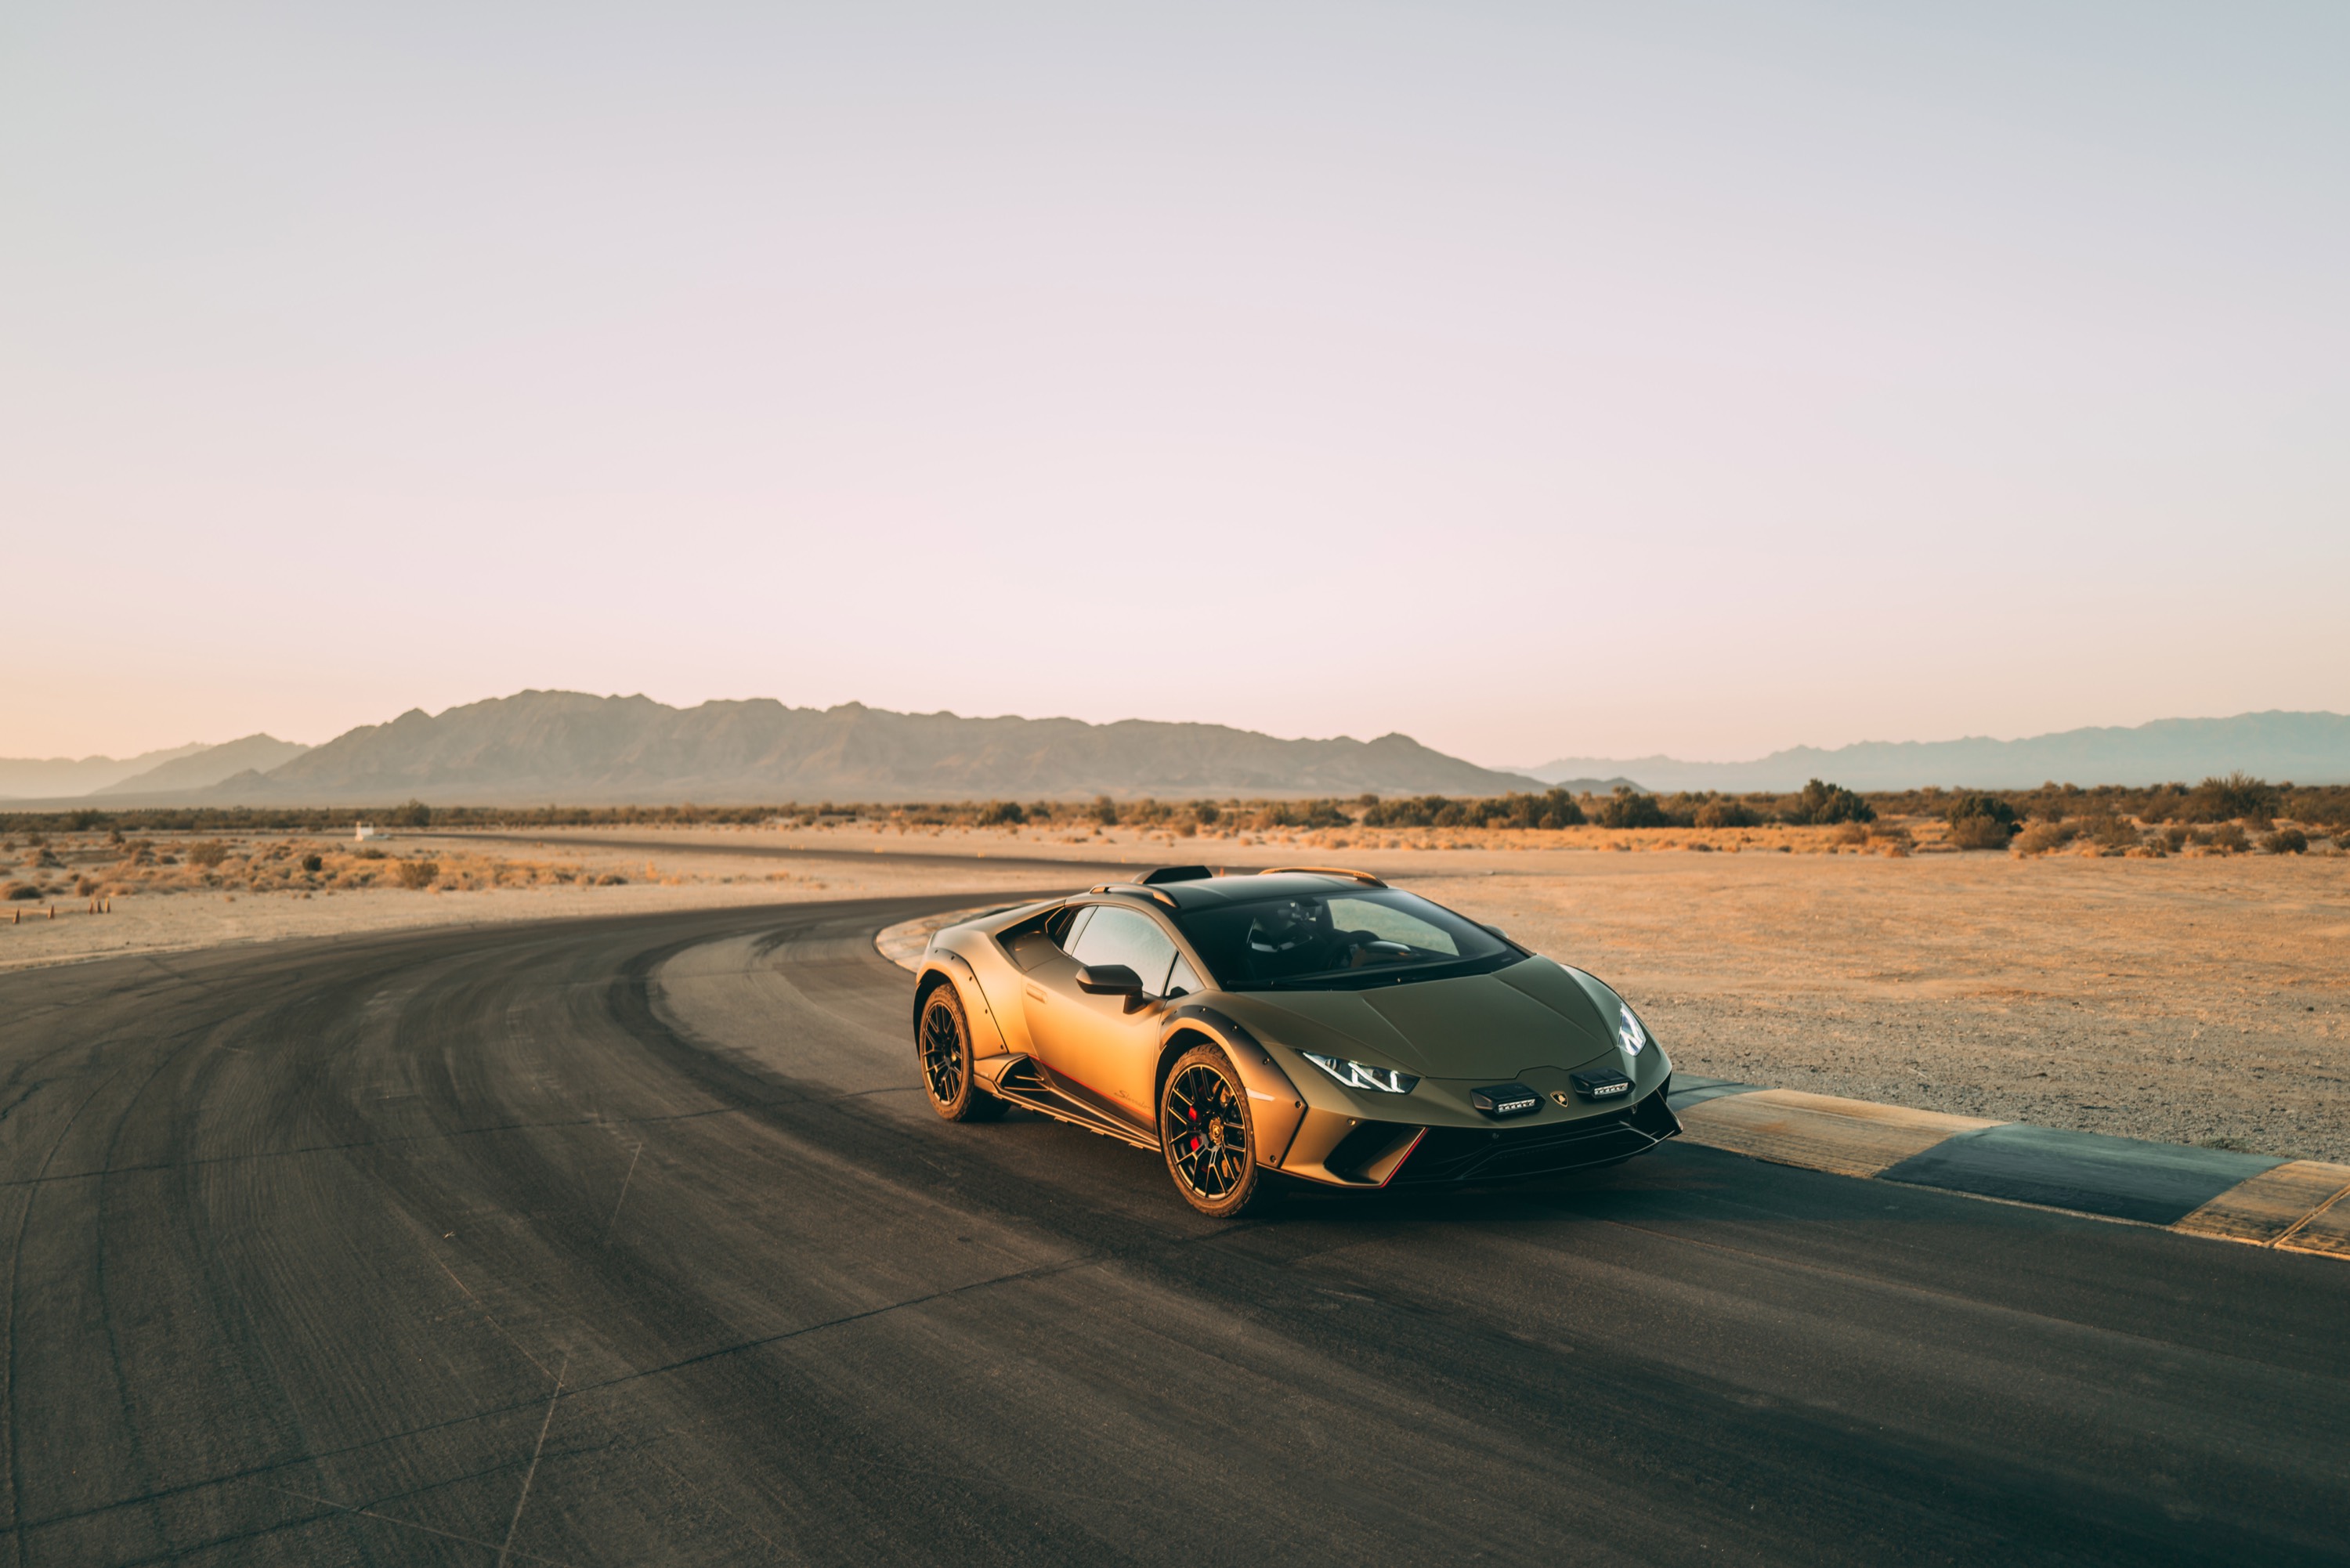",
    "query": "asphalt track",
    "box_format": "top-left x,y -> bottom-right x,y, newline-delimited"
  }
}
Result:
2,898 -> 2345,1566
